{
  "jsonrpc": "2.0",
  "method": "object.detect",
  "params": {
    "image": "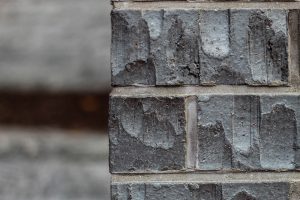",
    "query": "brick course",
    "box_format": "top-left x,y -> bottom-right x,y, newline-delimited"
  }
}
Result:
110,94 -> 300,172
